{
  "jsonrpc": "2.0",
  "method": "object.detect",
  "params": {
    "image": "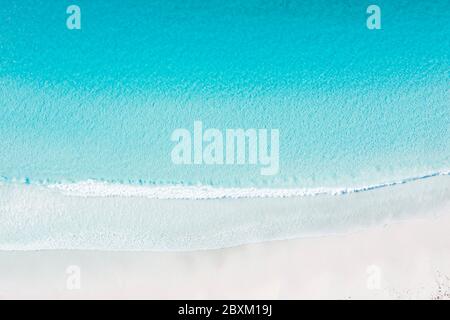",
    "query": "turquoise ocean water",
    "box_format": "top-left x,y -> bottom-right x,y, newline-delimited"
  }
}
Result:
0,0 -> 449,189
0,1 -> 449,250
